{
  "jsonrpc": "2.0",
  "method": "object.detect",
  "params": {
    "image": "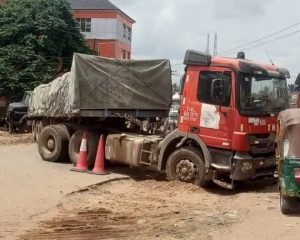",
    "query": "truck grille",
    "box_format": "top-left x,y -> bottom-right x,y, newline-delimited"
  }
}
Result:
248,133 -> 275,156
